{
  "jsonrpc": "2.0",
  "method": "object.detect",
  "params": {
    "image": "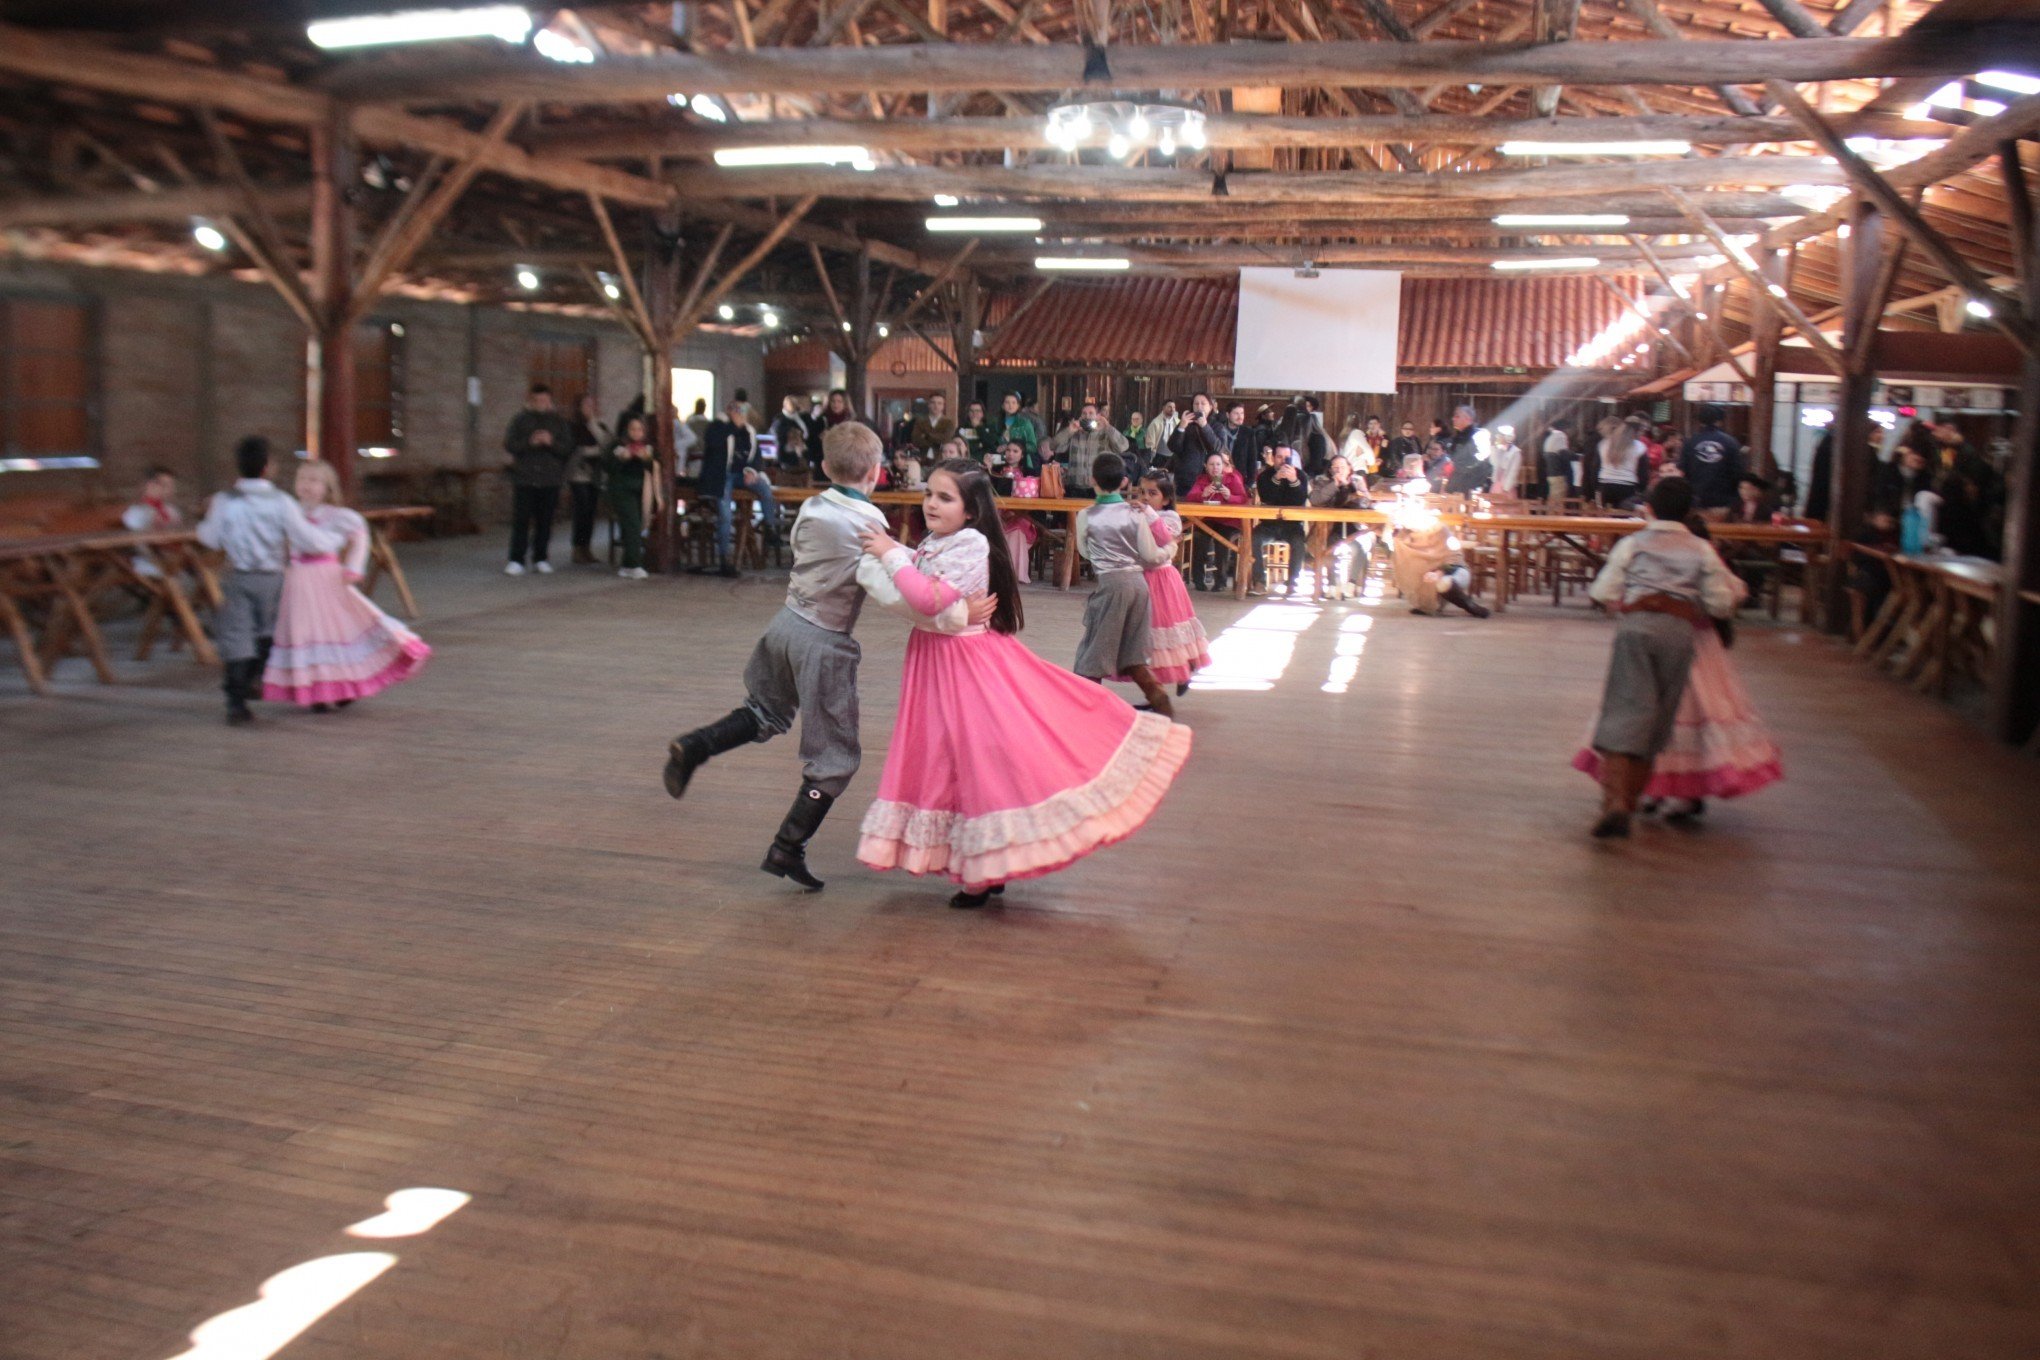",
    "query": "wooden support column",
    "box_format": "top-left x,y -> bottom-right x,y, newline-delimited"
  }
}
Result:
1748,252 -> 1786,477
1824,196 -> 1884,629
645,205 -> 685,574
1989,141 -> 2040,745
953,271 -> 983,408
846,244 -> 874,417
308,105 -> 357,492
